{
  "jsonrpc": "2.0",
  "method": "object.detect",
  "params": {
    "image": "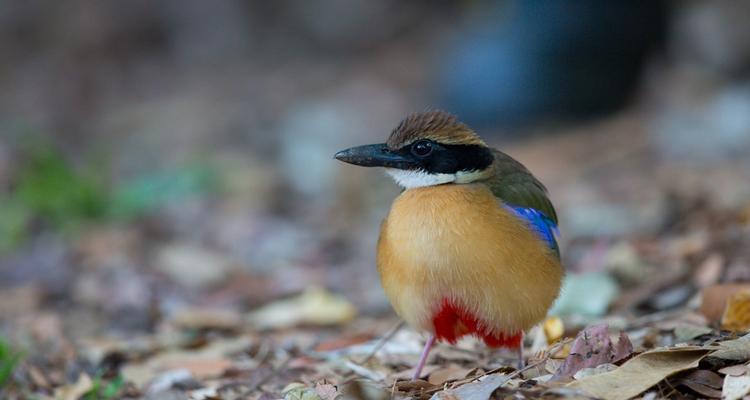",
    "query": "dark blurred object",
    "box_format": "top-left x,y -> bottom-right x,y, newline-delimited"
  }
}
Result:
436,0 -> 667,130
